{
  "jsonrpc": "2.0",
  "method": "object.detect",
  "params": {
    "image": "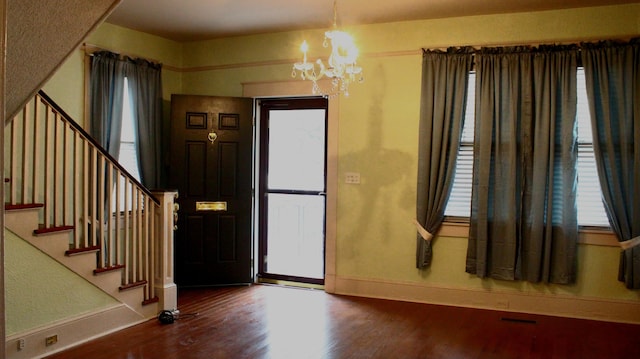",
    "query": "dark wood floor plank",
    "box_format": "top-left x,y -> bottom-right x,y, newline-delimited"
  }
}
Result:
45,284 -> 640,359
